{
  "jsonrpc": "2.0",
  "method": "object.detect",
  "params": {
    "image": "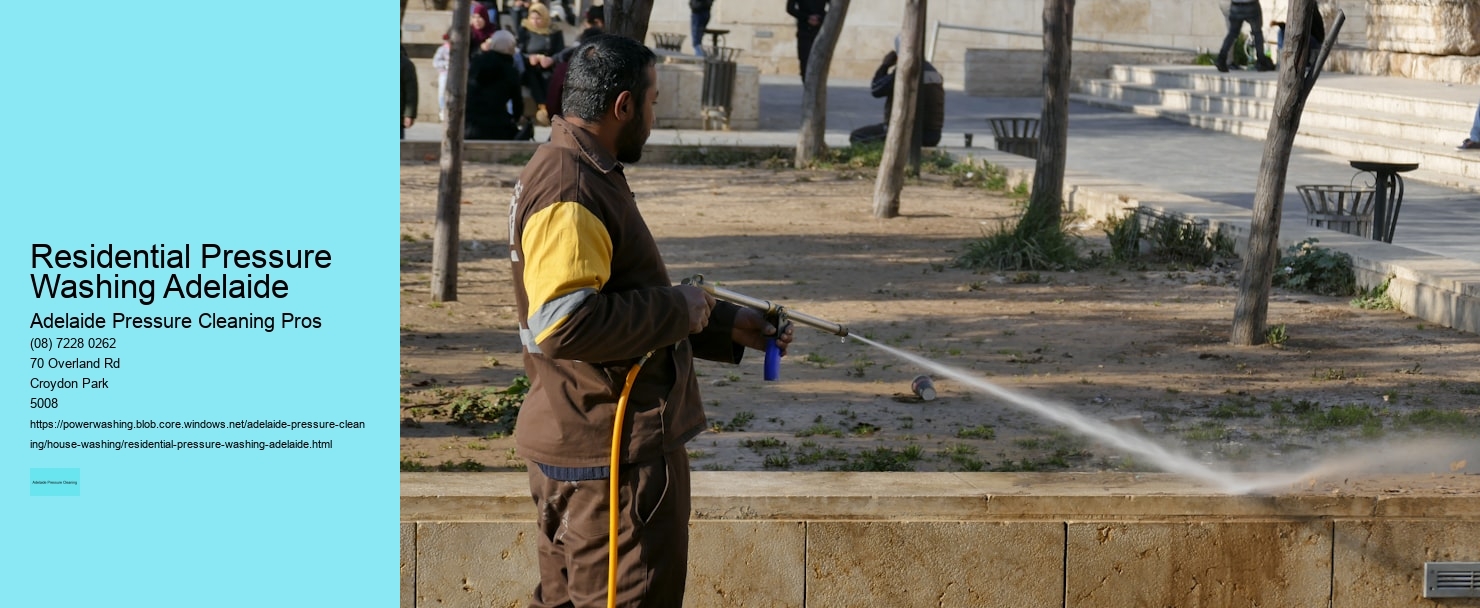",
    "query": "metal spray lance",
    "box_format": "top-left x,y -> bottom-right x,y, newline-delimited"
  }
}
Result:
681,275 -> 849,381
